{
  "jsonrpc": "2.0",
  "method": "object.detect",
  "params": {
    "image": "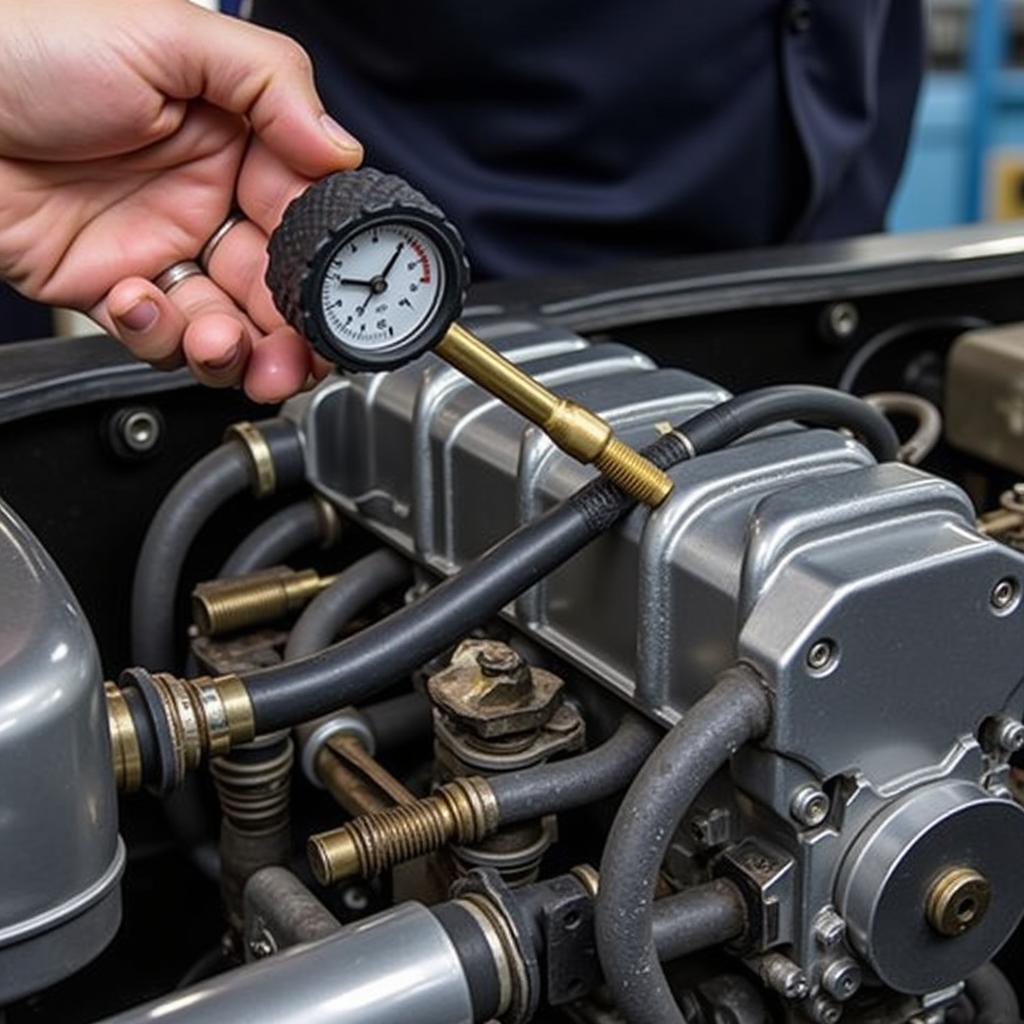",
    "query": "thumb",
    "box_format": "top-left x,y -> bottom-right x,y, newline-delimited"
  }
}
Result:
169,3 -> 363,178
